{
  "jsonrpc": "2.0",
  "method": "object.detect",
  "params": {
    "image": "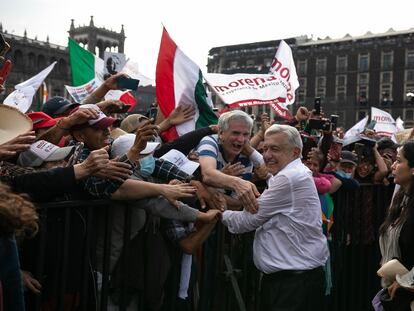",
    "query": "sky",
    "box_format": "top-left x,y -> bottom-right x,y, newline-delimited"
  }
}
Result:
2,0 -> 414,80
